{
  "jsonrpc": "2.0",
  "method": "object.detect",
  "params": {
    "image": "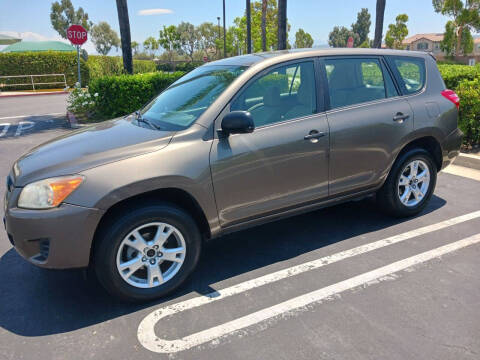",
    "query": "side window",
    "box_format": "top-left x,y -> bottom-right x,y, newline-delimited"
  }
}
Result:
389,57 -> 426,94
325,58 -> 393,109
231,61 -> 316,127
